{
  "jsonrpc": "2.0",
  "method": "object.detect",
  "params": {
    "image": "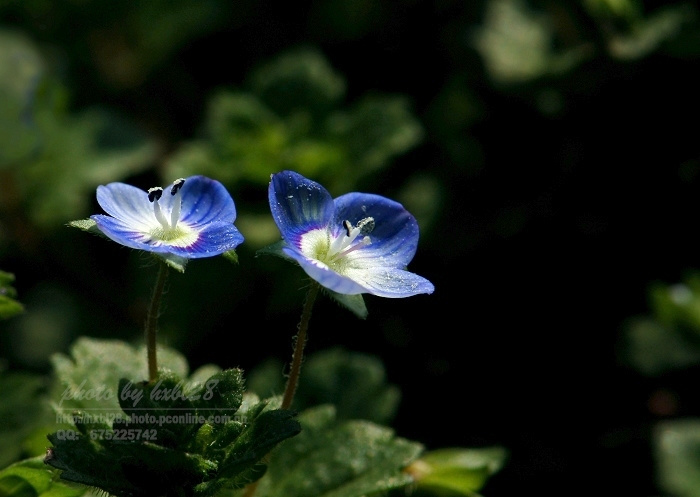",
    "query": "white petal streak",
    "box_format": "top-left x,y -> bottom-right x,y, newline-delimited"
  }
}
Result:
96,183 -> 155,231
